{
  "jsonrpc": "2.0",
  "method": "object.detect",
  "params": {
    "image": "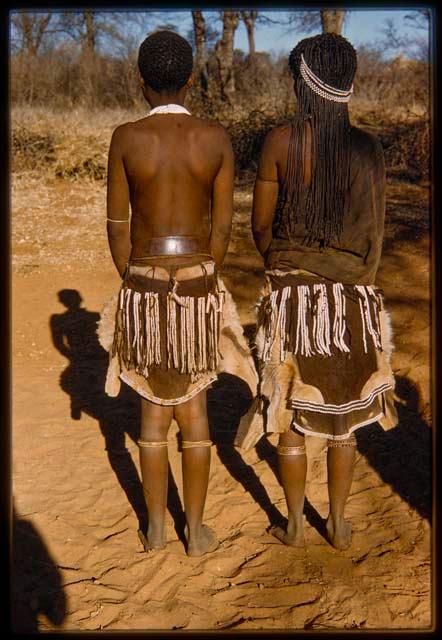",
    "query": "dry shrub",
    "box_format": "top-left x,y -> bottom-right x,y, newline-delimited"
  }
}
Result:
11,40 -> 429,124
12,129 -> 57,171
11,47 -> 141,110
11,106 -> 137,180
12,126 -> 108,181
55,155 -> 107,180
226,109 -> 429,185
379,119 -> 430,183
11,101 -> 430,186
226,110 -> 288,177
353,49 -> 429,122
232,51 -> 294,115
